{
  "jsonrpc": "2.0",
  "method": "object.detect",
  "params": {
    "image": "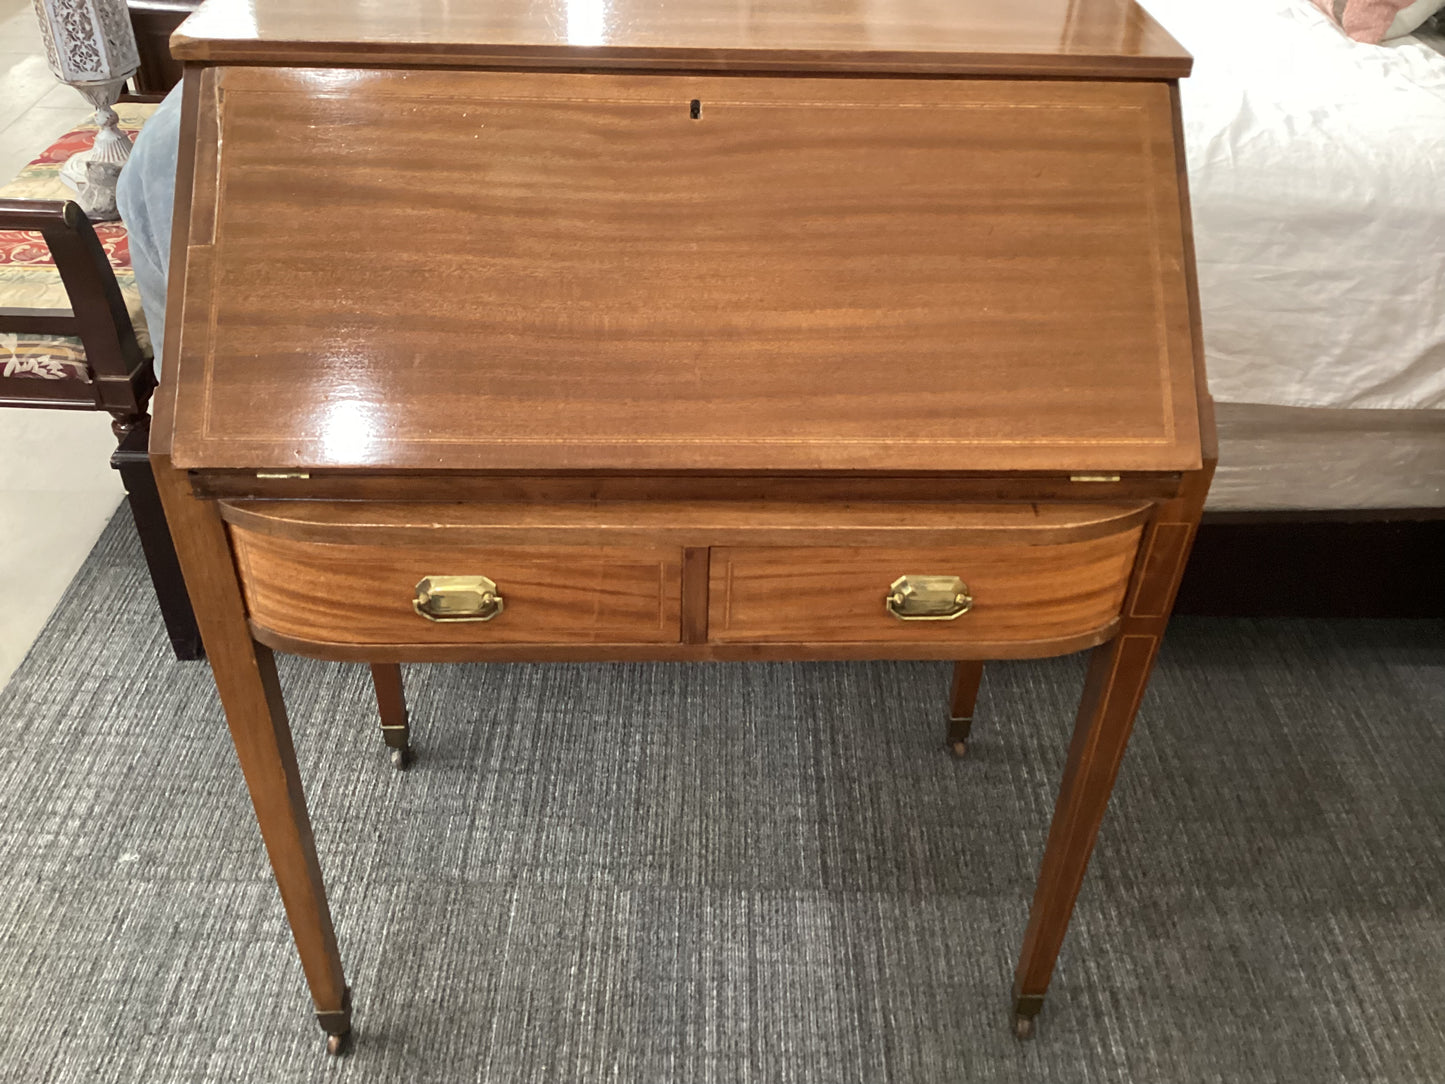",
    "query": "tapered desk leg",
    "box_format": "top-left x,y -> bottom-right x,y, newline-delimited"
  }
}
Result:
1010,461 -> 1213,1040
153,457 -> 352,1054
947,661 -> 985,759
370,663 -> 411,769
1010,632 -> 1159,1039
